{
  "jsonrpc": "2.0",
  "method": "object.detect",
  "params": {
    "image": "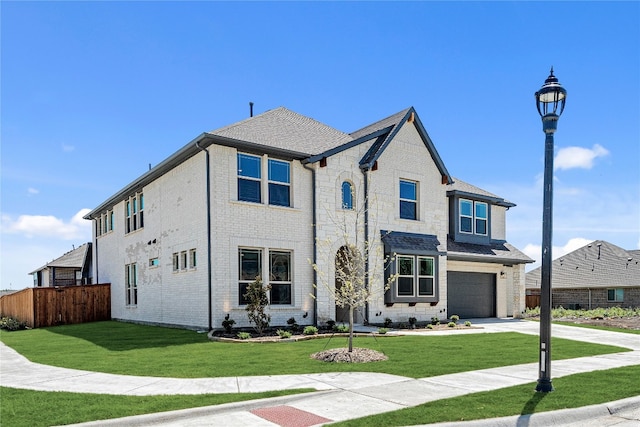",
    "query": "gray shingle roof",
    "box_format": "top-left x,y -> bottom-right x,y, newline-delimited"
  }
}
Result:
211,107 -> 353,156
381,231 -> 445,254
349,108 -> 411,141
30,243 -> 91,274
447,178 -> 515,207
447,237 -> 534,264
525,240 -> 640,289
